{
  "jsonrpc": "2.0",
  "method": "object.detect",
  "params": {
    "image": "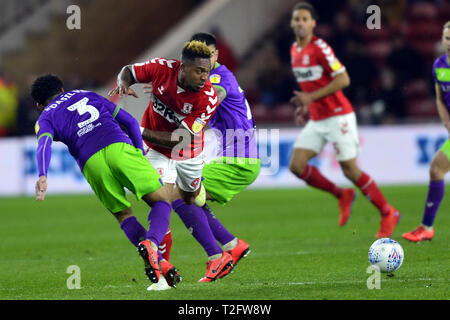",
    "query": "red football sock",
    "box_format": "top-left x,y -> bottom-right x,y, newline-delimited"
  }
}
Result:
300,165 -> 342,198
355,172 -> 391,216
159,228 -> 172,261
